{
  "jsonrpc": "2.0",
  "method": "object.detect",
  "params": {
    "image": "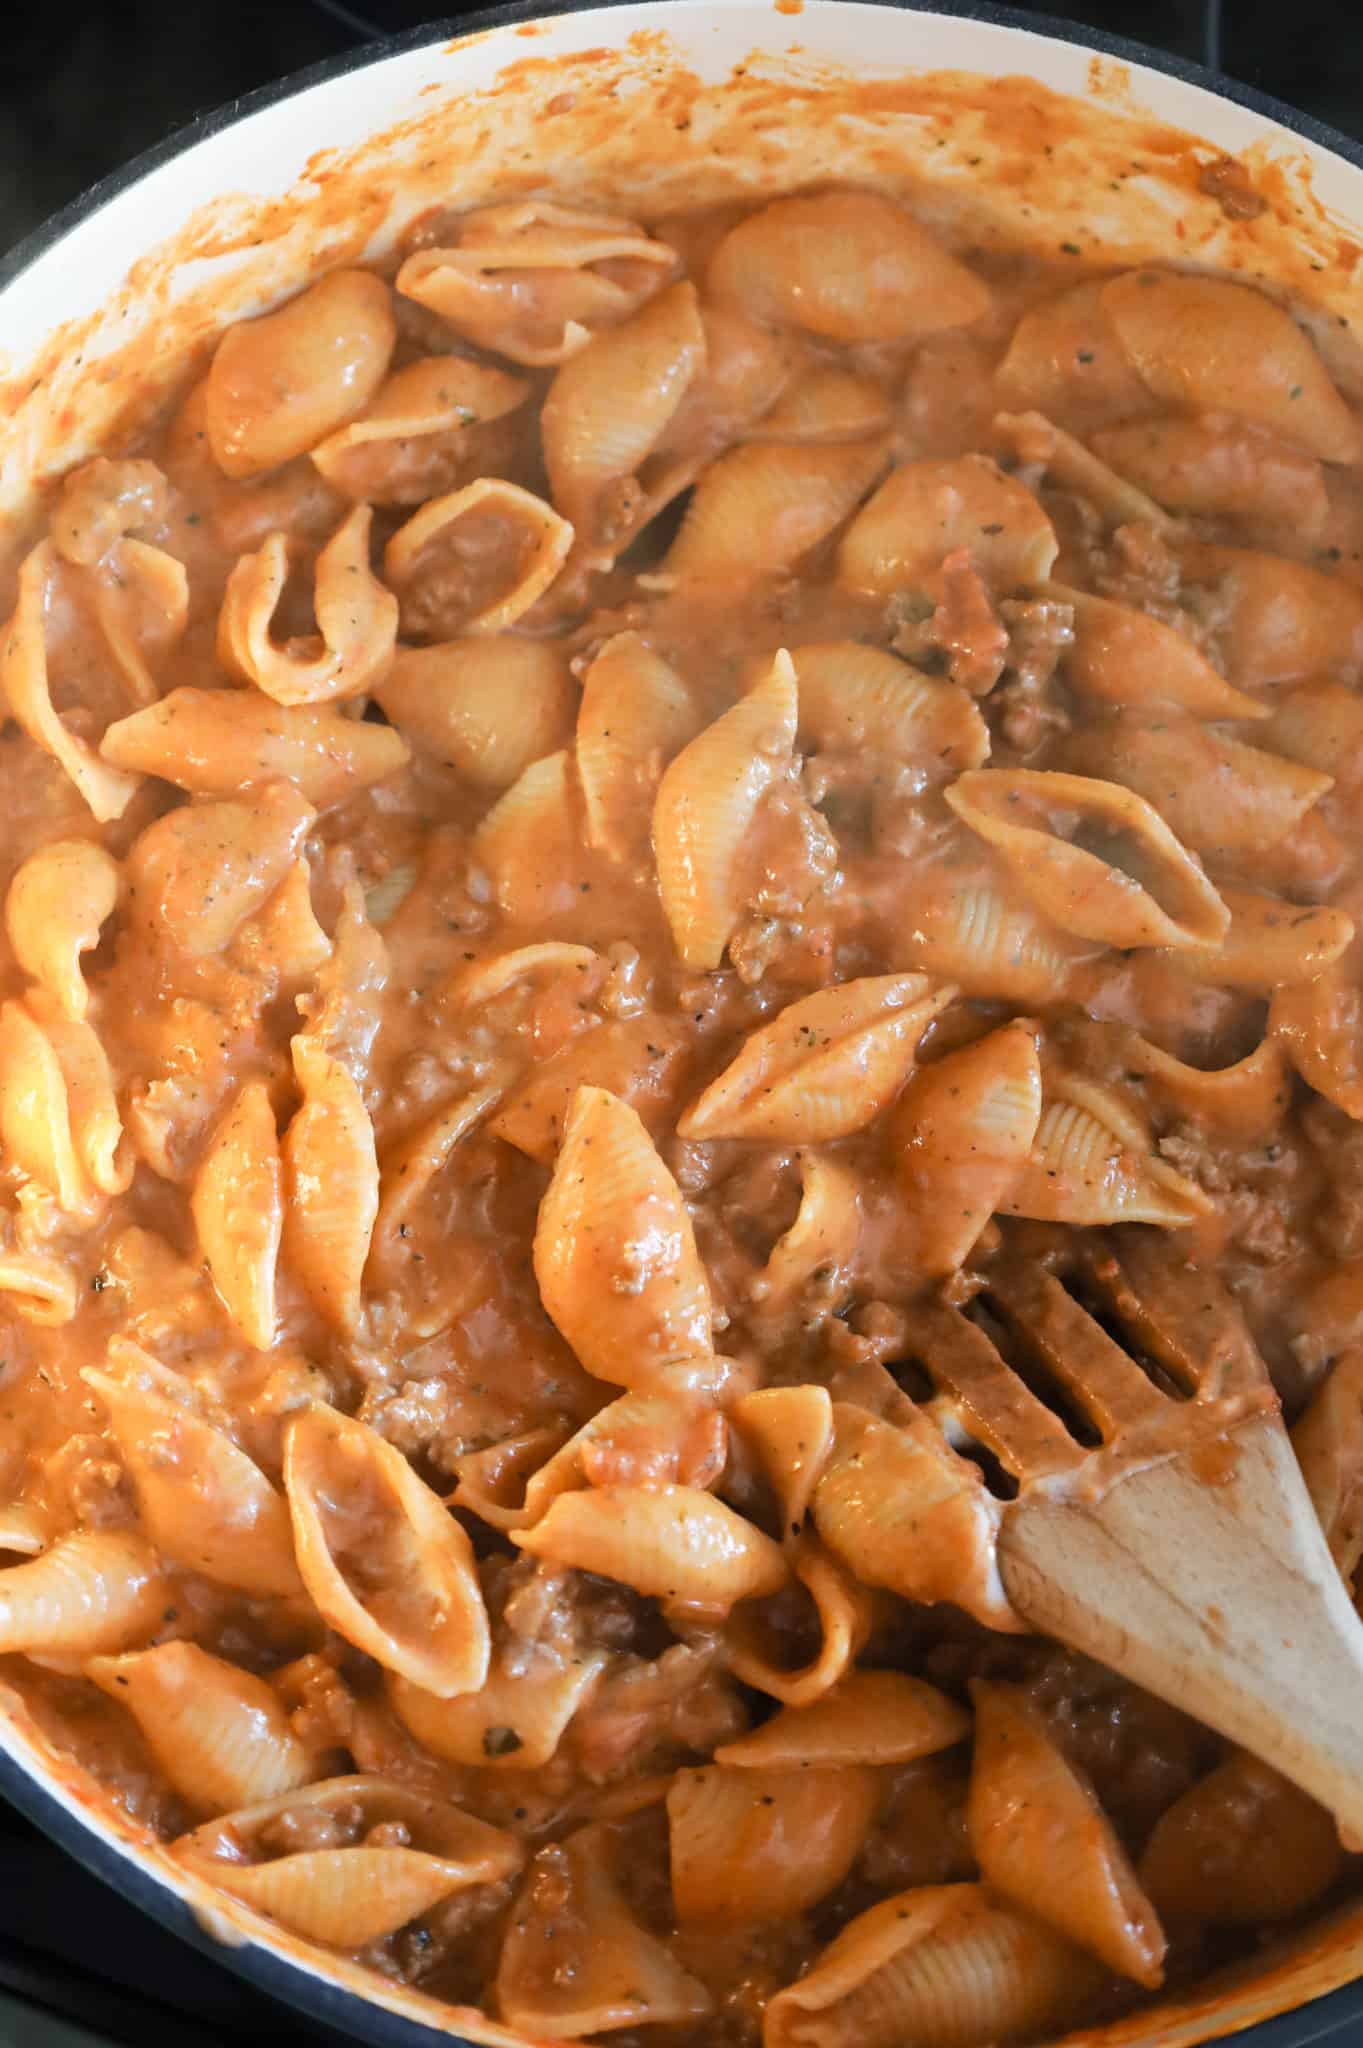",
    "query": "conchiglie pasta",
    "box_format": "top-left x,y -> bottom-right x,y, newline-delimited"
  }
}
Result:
384,478 -> 574,639
1262,681 -> 1363,795
0,1530 -> 166,1658
387,1646 -> 608,1772
732,1383 -> 836,1534
488,1012 -> 691,1166
125,782 -> 315,959
308,353 -> 530,503
472,750 -> 588,923
1182,542 -> 1363,686
707,190 -> 991,343
893,1021 -> 1043,1277
1090,415 -> 1331,534
5,838 -> 119,1020
1140,1752 -> 1343,1926
89,1642 -> 319,1815
0,998 -> 102,1218
994,278 -> 1150,430
577,633 -> 699,861
724,1538 -> 873,1707
101,687 -> 410,808
217,505 -> 398,706
374,637 -> 575,791
746,365 -> 893,444
668,1762 -> 879,1924
894,865 -> 1096,1004
514,1484 -> 788,1610
1052,584 -> 1268,721
717,1669 -> 969,1769
1271,926 -> 1363,1120
748,1155 -> 862,1332
837,455 -> 1057,597
190,1079 -> 282,1352
1157,884 -> 1355,991
1063,715 -> 1331,859
660,440 -> 888,586
284,1403 -> 489,1698
281,1035 -> 378,1336
1001,1072 -> 1213,1227
789,642 -> 989,773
